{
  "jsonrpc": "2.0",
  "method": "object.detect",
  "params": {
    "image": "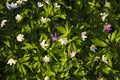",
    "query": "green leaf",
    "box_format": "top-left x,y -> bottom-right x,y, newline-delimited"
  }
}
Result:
4,41 -> 11,47
23,57 -> 30,62
23,62 -> 33,72
57,26 -> 66,34
17,64 -> 27,74
111,30 -> 117,42
92,39 -> 107,47
21,43 -> 37,50
72,42 -> 77,51
33,57 -> 39,61
102,67 -> 111,74
48,71 -> 55,76
60,73 -> 65,78
39,33 -> 48,41
21,65 -> 27,74
33,62 -> 40,69
22,24 -> 31,33
57,22 -> 72,36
